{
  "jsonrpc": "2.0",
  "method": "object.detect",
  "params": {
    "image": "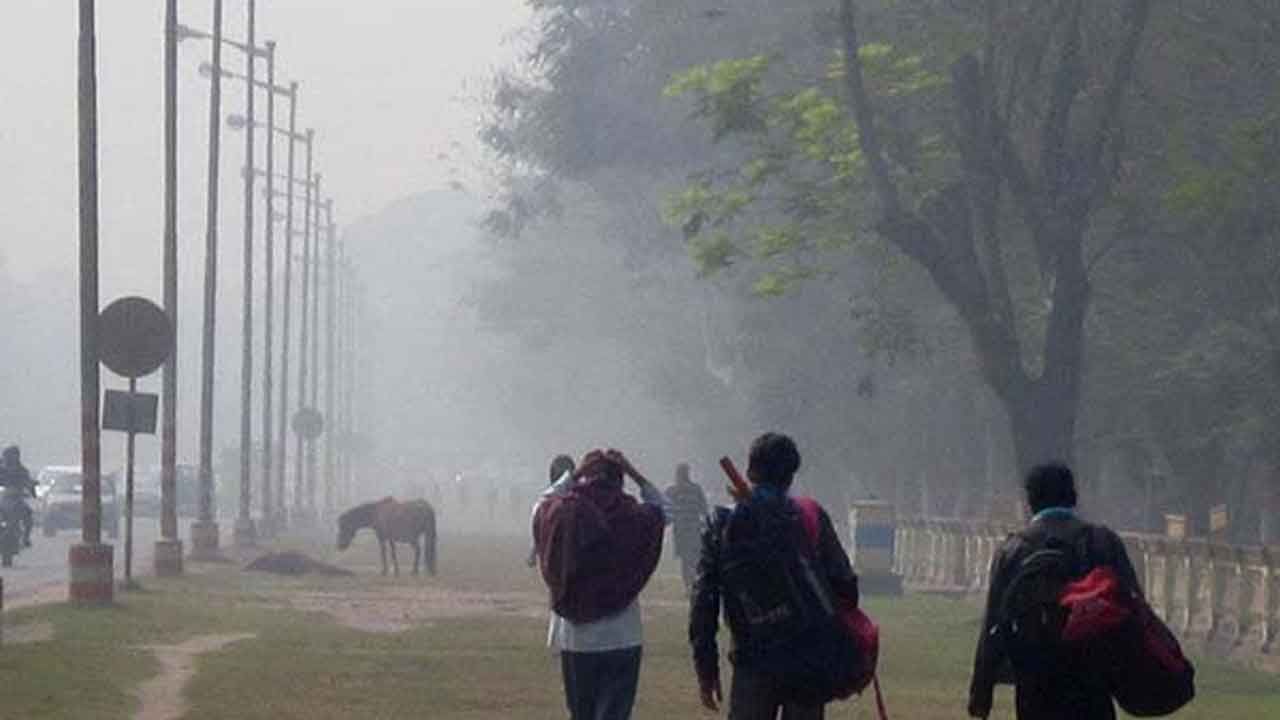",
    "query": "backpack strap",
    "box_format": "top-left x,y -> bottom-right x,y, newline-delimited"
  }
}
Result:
792,496 -> 822,549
